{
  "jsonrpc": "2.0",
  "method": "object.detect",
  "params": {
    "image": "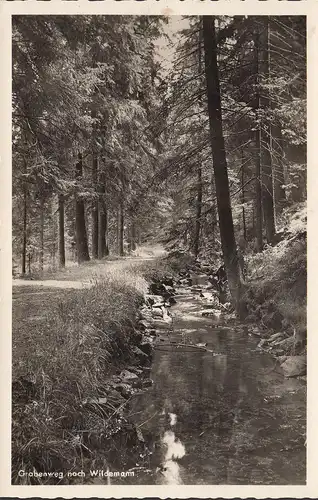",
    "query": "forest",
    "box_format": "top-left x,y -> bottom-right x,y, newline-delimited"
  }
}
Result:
12,15 -> 307,485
